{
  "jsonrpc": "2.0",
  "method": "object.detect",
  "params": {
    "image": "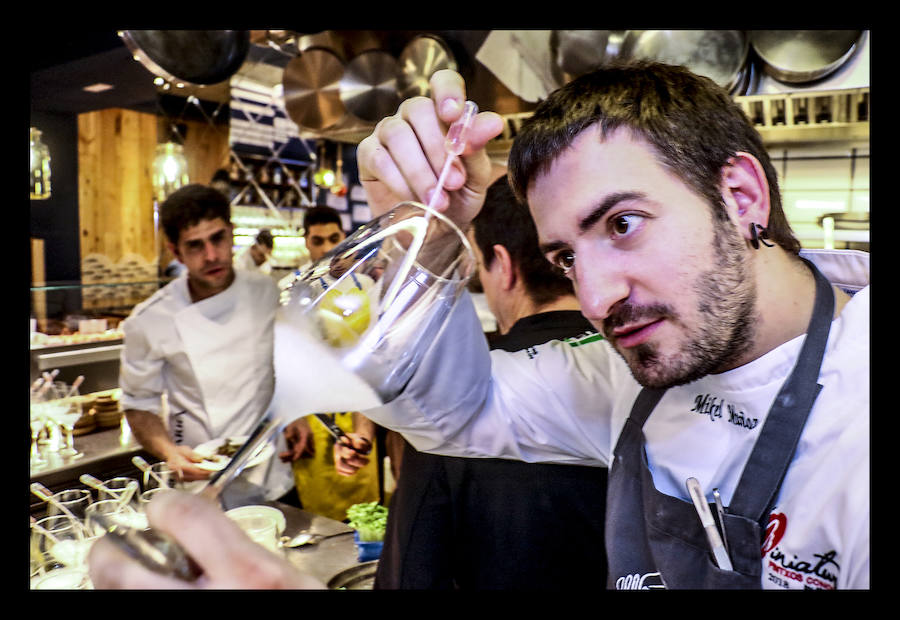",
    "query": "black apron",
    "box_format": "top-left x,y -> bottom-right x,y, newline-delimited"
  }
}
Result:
605,259 -> 835,589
